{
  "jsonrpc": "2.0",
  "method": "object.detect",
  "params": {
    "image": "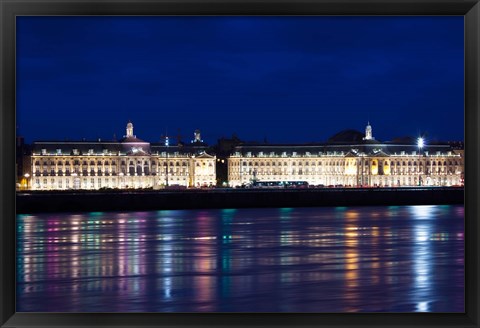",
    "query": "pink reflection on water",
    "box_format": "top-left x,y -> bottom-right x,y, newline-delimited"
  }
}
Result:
16,206 -> 464,313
